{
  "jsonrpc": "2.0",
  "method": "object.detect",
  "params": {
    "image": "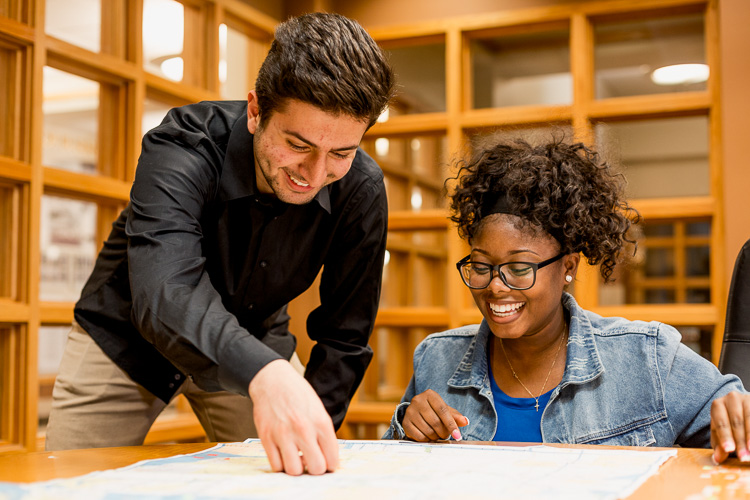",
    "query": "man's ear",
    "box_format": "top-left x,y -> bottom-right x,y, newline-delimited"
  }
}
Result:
247,90 -> 260,134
